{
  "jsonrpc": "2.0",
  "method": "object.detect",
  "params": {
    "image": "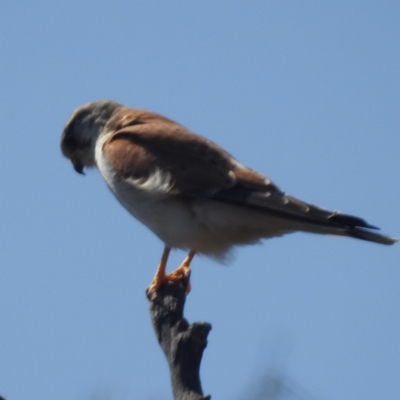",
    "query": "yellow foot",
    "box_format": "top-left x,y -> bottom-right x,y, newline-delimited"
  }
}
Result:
146,249 -> 196,300
146,265 -> 191,299
165,264 -> 191,294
